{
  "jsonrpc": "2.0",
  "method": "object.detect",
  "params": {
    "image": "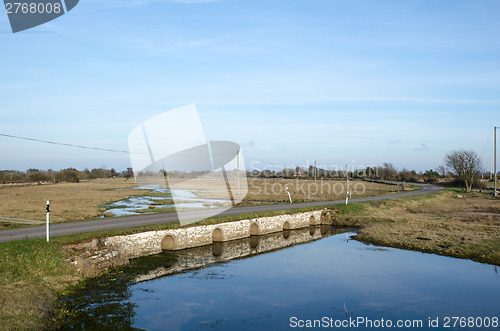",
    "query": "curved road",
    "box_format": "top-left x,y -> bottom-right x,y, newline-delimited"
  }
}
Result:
0,183 -> 442,243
